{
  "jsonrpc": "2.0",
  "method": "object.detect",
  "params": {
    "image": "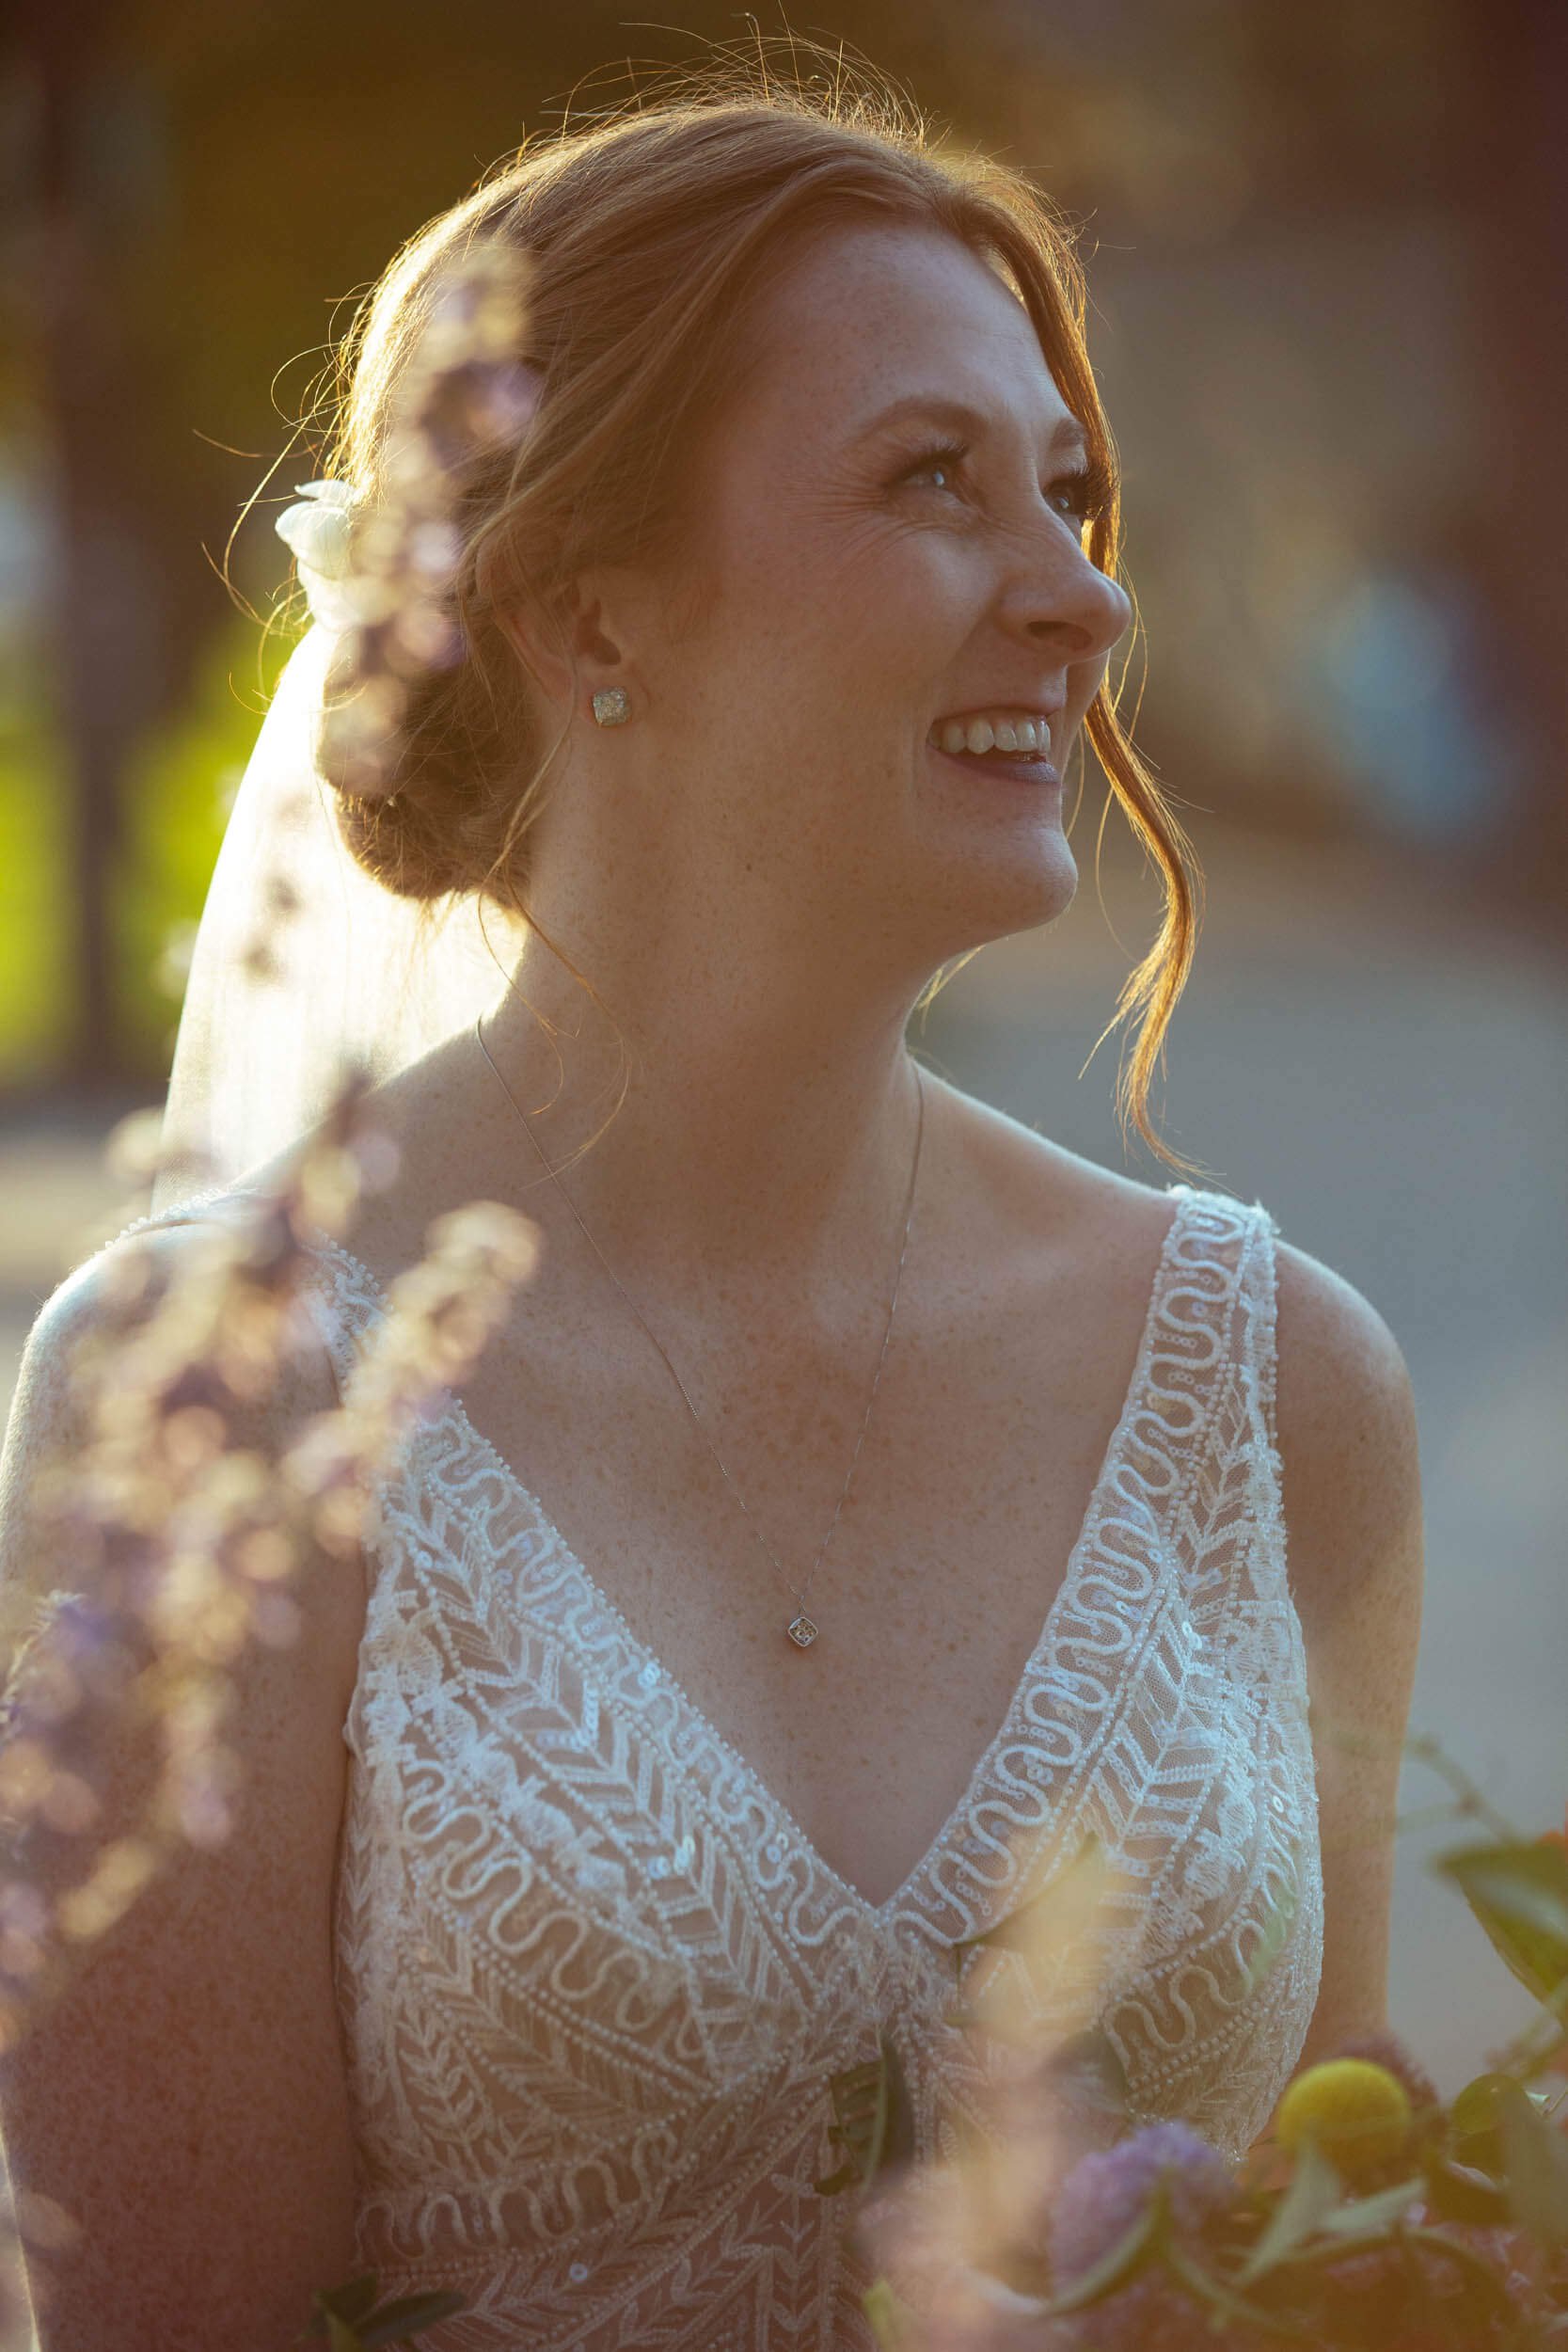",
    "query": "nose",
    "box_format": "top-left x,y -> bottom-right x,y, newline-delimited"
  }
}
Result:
998,525 -> 1132,669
